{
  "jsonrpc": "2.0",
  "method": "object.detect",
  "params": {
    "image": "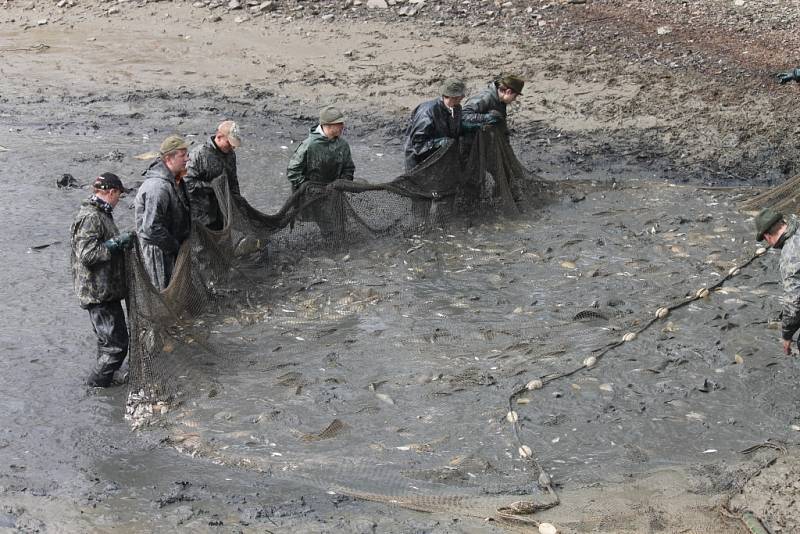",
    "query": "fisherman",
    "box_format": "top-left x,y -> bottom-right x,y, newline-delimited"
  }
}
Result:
462,74 -> 525,134
755,207 -> 800,355
70,173 -> 134,387
185,120 -> 242,231
776,67 -> 800,84
135,135 -> 192,290
403,78 -> 466,172
286,106 -> 355,241
287,106 -> 355,190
